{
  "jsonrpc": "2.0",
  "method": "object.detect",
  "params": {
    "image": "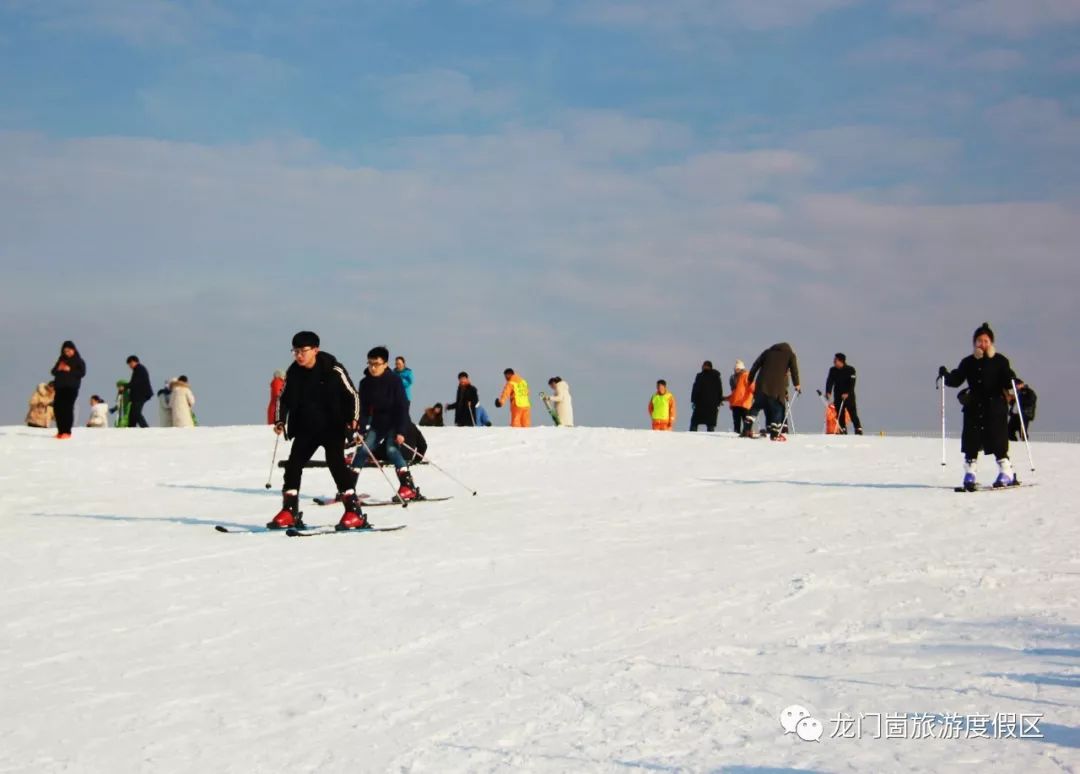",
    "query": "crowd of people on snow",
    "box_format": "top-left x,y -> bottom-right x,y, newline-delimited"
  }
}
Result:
27,320 -> 1037,495
25,342 -> 197,435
